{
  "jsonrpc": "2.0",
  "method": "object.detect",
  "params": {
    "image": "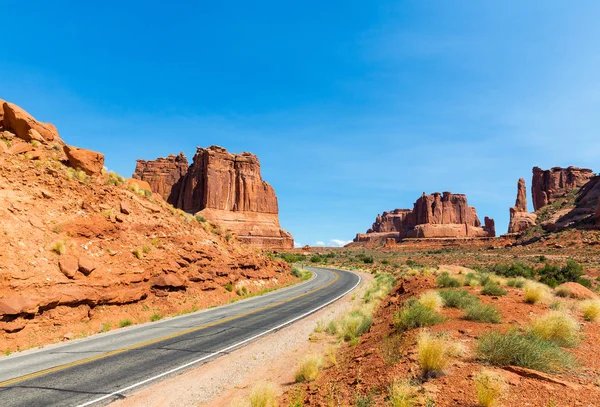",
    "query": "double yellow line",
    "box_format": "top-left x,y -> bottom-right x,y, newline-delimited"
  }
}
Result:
0,269 -> 338,387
